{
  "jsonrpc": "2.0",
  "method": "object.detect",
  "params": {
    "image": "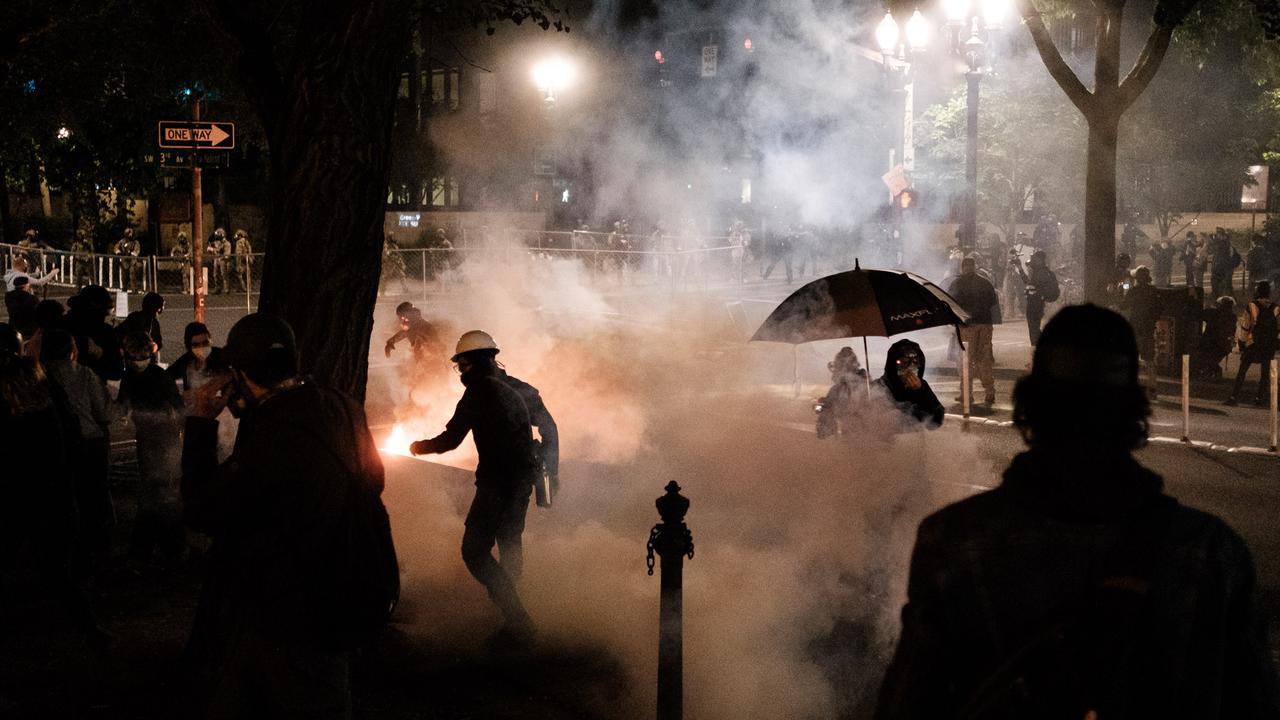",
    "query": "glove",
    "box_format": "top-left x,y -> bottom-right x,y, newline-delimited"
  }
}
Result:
409,439 -> 429,455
